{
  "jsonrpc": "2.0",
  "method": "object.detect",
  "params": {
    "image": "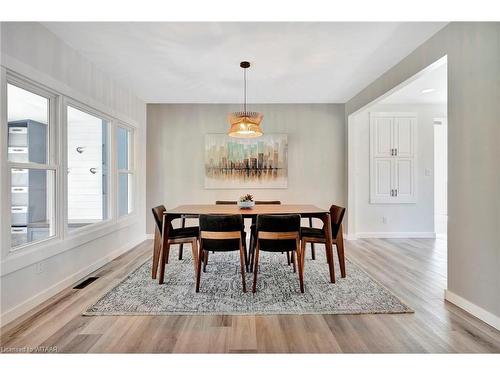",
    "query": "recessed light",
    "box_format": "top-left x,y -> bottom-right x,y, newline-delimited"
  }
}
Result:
421,88 -> 435,94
